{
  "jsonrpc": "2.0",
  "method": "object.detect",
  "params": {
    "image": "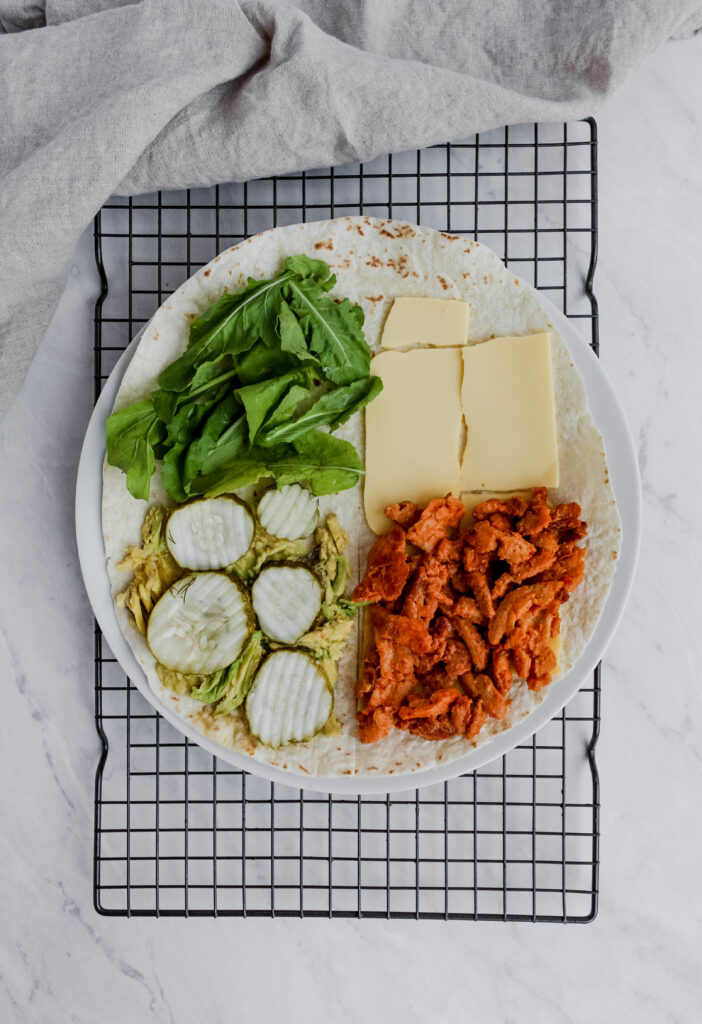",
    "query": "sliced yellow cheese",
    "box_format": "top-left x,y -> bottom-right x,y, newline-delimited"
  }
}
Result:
380,297 -> 470,349
364,349 -> 463,534
460,333 -> 559,491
